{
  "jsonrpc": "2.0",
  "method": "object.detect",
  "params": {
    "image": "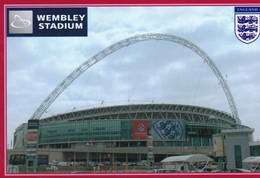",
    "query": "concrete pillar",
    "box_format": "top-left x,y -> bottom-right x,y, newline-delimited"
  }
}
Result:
99,153 -> 102,163
137,154 -> 141,162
